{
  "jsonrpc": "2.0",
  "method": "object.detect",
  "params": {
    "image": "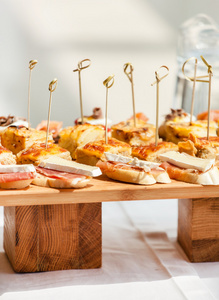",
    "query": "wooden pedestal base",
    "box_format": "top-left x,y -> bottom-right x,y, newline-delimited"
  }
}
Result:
178,198 -> 219,262
4,203 -> 102,272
